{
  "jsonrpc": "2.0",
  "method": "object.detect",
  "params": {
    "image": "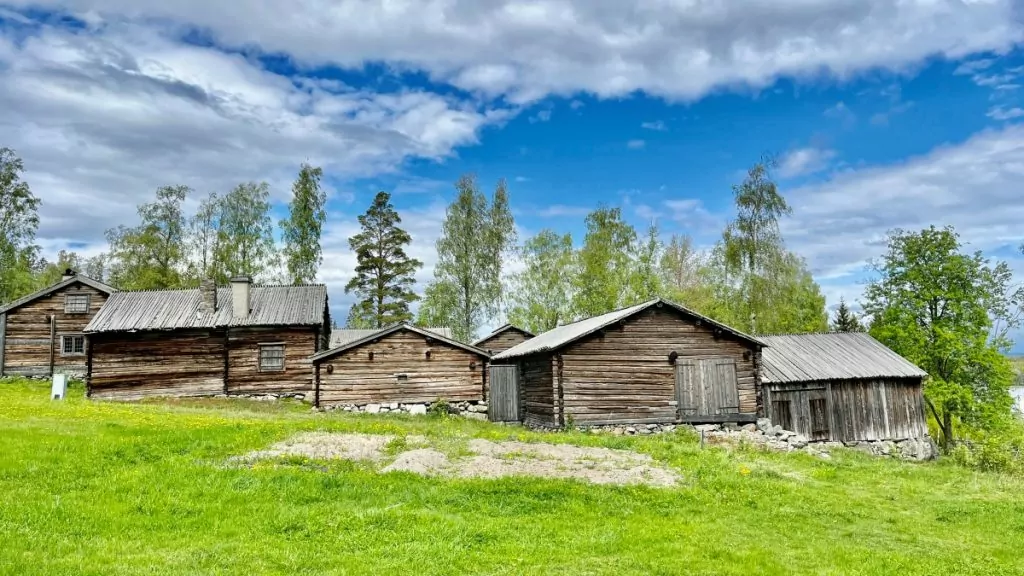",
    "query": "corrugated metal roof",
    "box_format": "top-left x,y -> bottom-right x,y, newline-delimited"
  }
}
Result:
760,332 -> 927,383
330,326 -> 452,348
493,298 -> 763,360
84,284 -> 326,333
0,275 -> 116,314
313,323 -> 487,362
472,323 -> 535,346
